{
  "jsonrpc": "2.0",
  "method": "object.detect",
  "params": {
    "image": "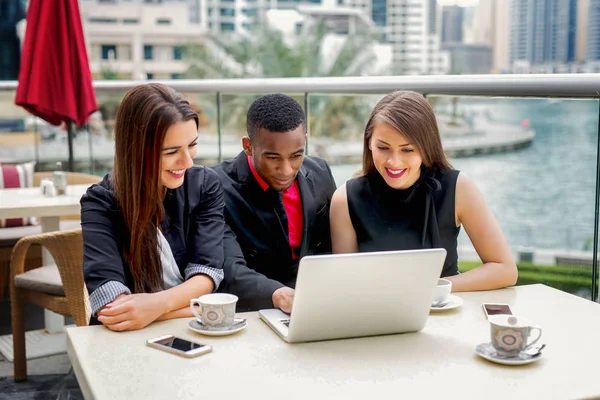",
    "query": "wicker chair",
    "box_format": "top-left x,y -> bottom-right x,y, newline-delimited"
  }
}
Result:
0,172 -> 100,298
10,228 -> 90,382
